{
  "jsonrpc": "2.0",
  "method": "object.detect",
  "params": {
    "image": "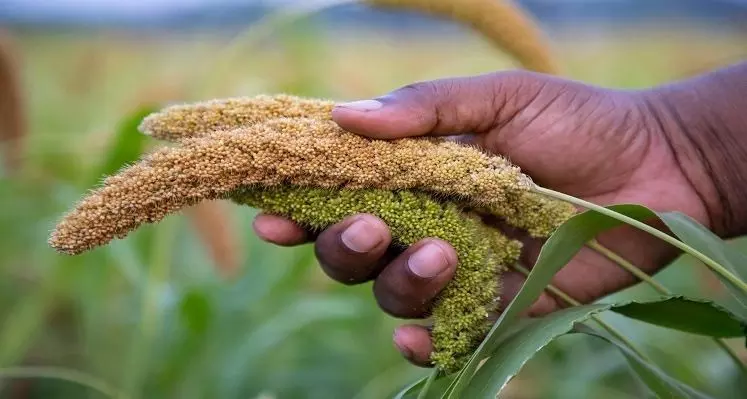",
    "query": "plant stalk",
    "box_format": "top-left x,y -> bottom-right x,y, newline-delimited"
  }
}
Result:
533,185 -> 747,296
511,264 -> 650,361
417,368 -> 439,399
587,240 -> 747,373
